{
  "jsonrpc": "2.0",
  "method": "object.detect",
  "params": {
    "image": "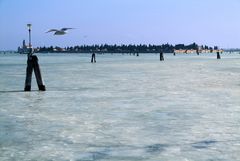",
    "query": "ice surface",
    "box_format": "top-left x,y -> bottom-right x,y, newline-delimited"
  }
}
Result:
0,53 -> 240,160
